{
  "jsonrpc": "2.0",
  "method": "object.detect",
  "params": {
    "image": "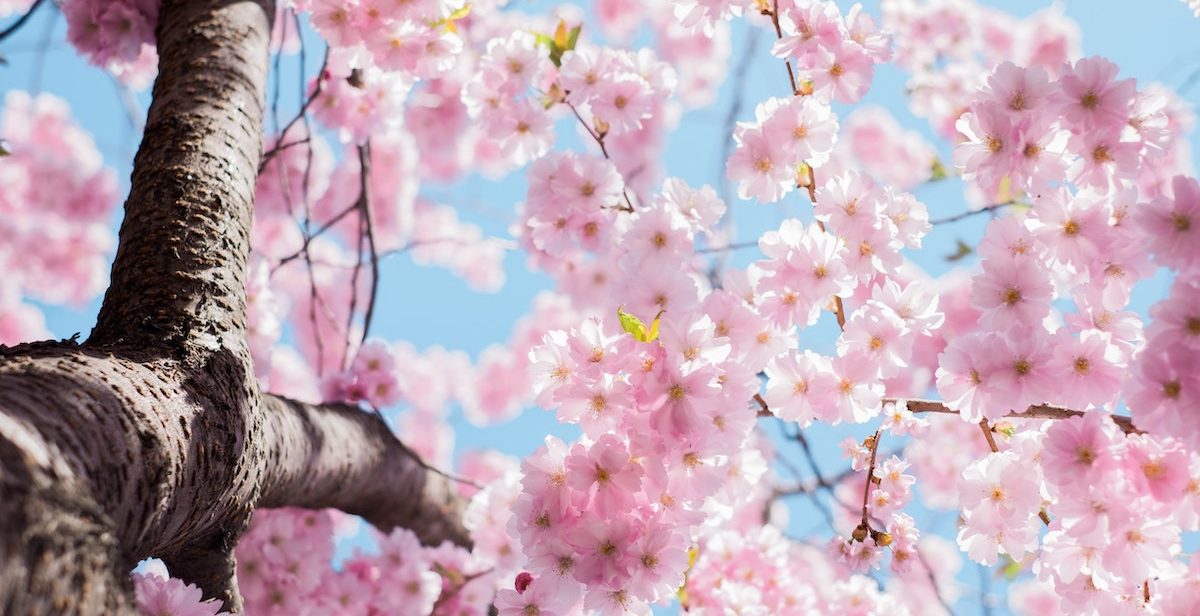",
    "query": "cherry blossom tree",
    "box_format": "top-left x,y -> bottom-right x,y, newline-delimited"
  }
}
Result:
1,0 -> 1200,615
